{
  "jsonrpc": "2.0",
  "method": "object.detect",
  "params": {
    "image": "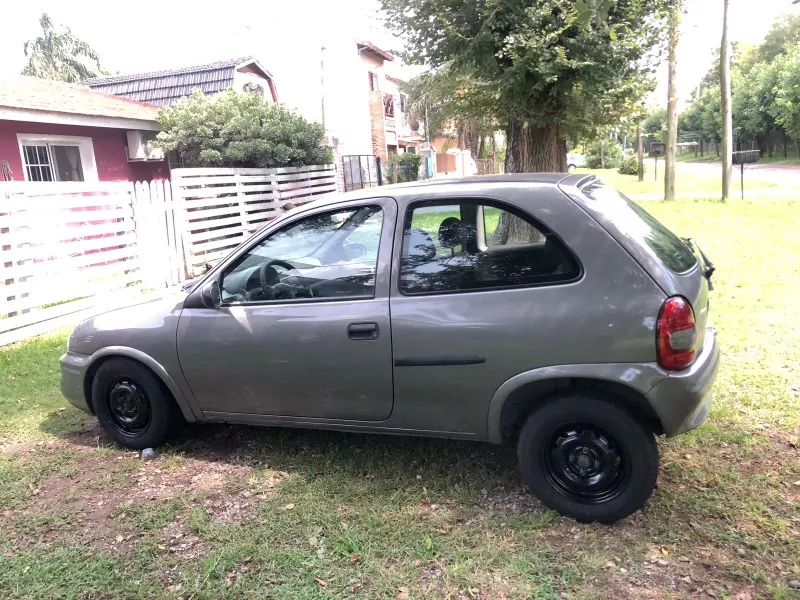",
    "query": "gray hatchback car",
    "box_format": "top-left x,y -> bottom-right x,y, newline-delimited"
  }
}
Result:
61,174 -> 719,522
